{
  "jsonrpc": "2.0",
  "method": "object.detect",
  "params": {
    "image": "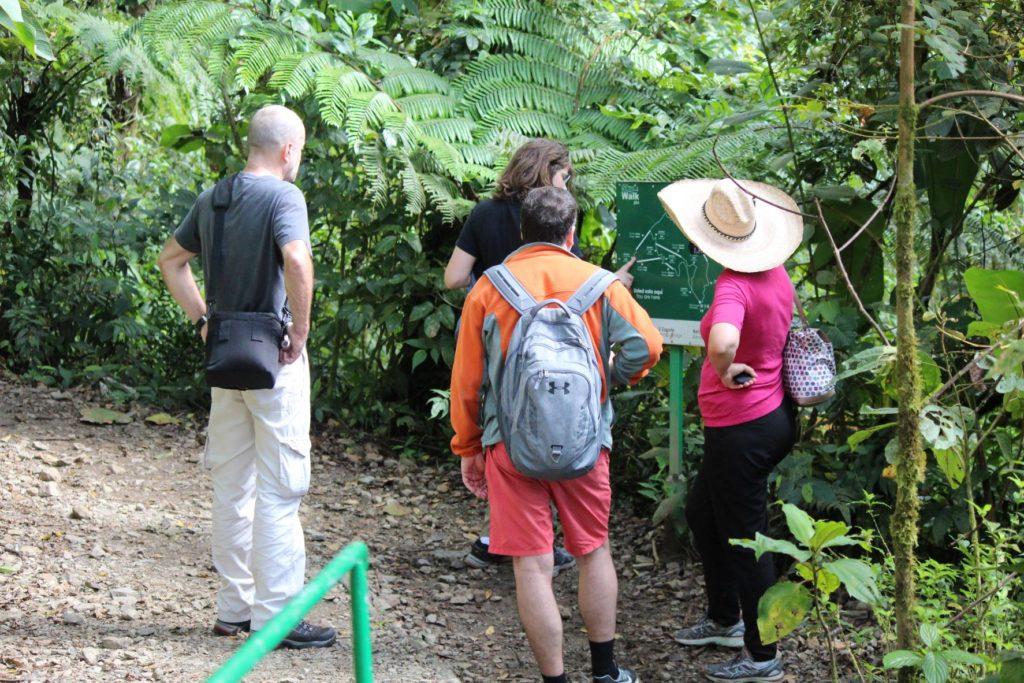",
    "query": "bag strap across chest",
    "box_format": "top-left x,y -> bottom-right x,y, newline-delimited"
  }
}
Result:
208,173 -> 238,313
